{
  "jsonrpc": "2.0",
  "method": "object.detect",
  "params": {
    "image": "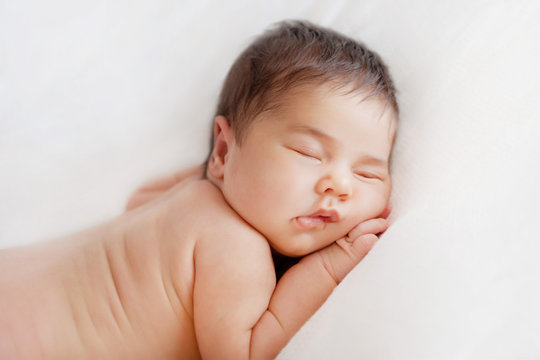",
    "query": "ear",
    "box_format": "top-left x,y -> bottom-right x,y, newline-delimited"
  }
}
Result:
207,115 -> 234,180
